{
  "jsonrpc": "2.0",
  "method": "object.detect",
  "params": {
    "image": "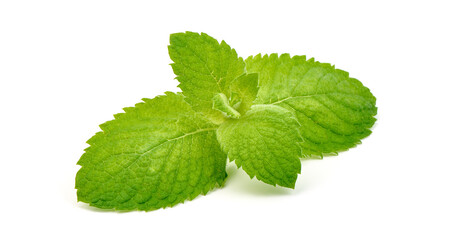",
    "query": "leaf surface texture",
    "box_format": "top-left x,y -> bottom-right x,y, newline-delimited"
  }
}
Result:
76,92 -> 227,210
217,105 -> 302,188
246,54 -> 377,157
